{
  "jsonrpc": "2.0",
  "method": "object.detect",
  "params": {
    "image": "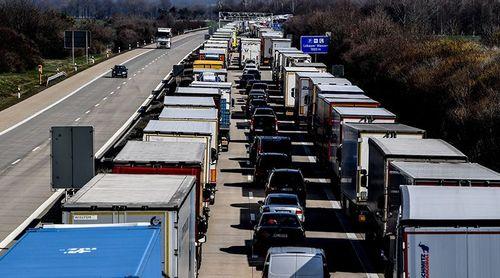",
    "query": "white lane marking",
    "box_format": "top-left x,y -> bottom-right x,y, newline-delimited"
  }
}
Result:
141,67 -> 144,70
249,191 -> 254,199
122,81 -> 126,84
117,86 -> 121,89
250,213 -> 255,221
11,159 -> 21,165
247,175 -> 252,182
128,77 -> 132,80
110,91 -> 114,95
74,117 -> 81,122
94,103 -> 100,107
85,110 -> 90,114
292,141 -> 313,146
102,97 -> 107,101
32,146 -> 40,152
133,73 -> 137,76
0,48 -> 155,137
306,155 -> 316,163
